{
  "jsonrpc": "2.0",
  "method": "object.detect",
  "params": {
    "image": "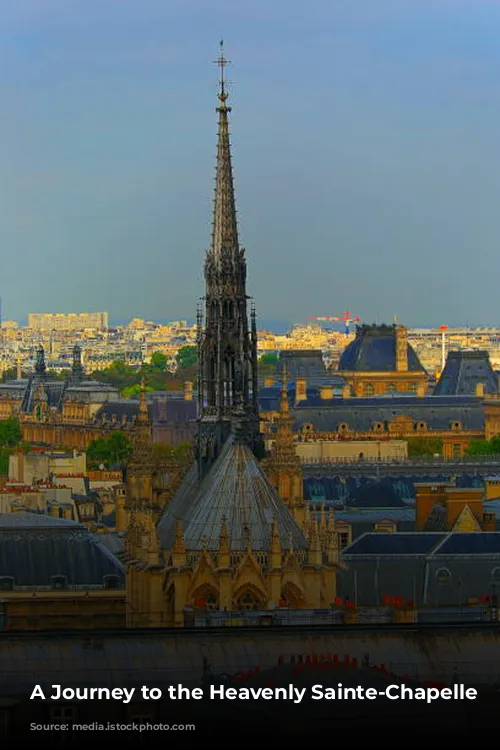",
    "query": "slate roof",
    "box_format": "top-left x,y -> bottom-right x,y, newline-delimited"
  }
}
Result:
334,507 -> 415,524
343,532 -> 446,556
157,435 -> 308,553
290,395 -> 484,432
338,324 -> 425,372
434,350 -> 499,396
433,532 -> 500,555
422,504 -> 447,531
277,350 -> 329,381
0,512 -> 125,587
